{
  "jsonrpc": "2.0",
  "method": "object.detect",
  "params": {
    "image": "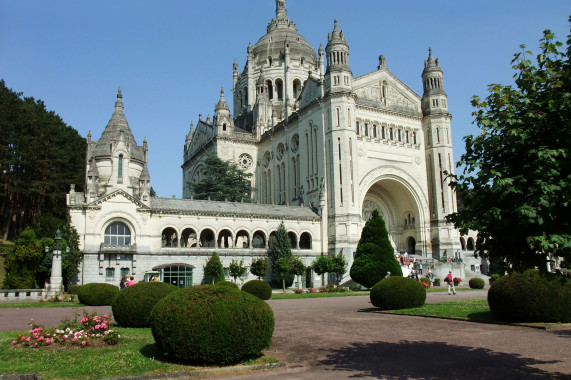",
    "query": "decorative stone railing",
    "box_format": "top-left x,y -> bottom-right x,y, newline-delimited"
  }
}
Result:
0,289 -> 44,302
